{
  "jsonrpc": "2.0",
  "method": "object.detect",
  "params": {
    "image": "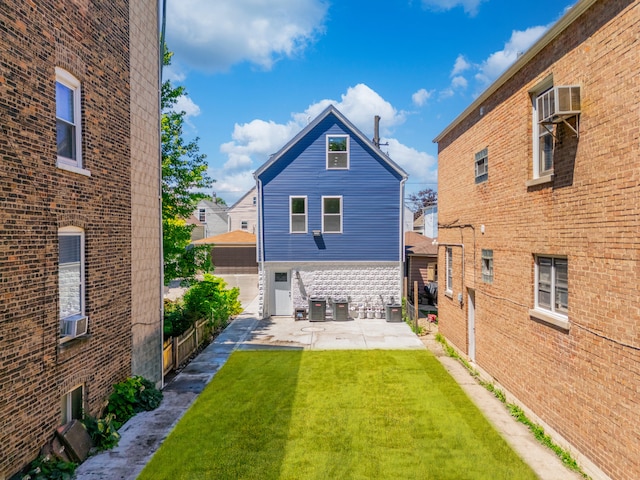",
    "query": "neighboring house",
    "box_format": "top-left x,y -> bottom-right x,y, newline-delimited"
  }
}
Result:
433,1 -> 638,479
228,186 -> 258,233
254,105 -> 408,318
187,214 -> 205,241
193,195 -> 228,240
0,1 -> 162,477
193,230 -> 258,274
412,212 -> 424,235
405,232 -> 438,302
